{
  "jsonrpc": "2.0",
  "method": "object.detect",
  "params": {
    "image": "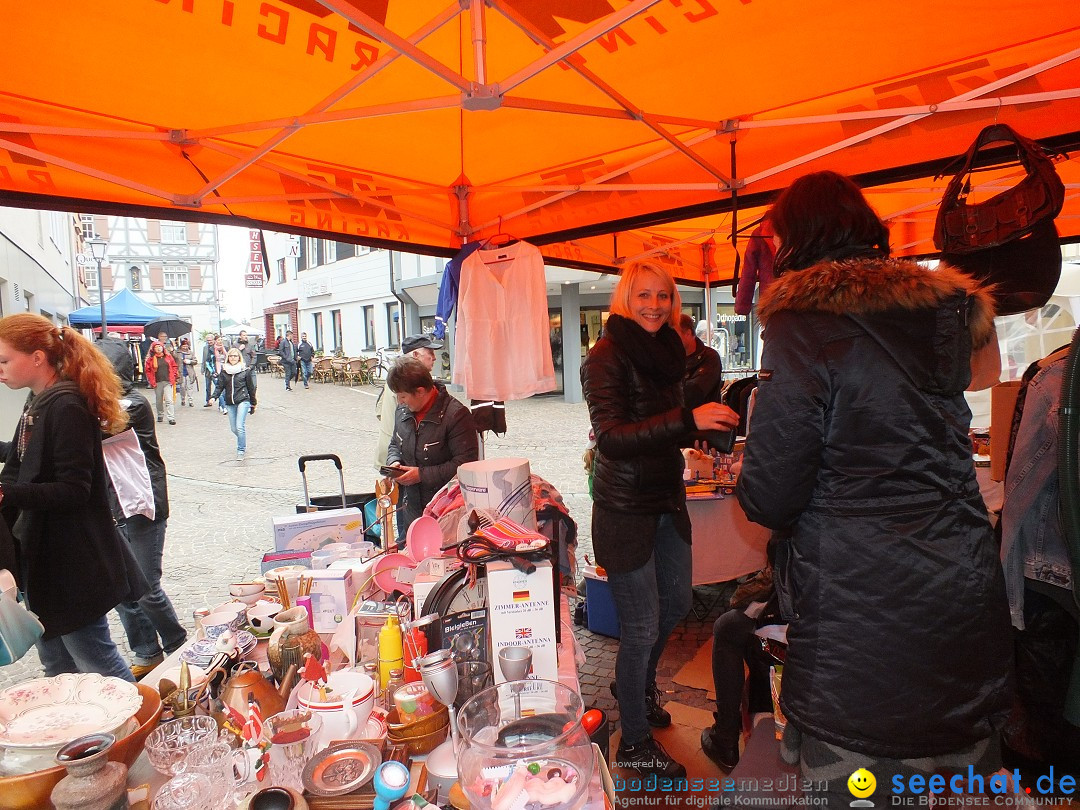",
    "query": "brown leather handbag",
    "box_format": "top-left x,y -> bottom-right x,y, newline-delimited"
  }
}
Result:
934,124 -> 1066,315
